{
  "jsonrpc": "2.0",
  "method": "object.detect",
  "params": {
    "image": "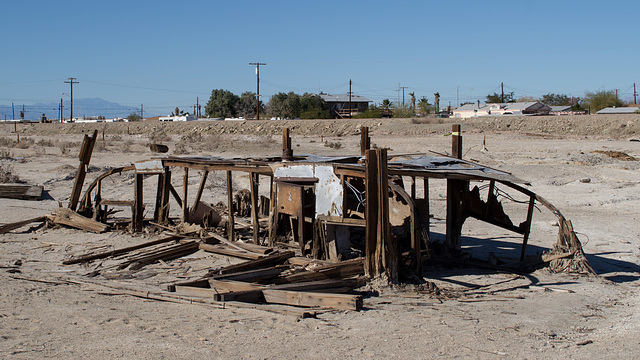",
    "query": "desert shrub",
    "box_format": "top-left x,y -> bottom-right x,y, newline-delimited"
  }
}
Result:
14,137 -> 34,149
149,128 -> 171,143
37,139 -> 55,147
0,163 -> 20,183
58,141 -> 78,155
123,139 -> 133,152
174,141 -> 189,155
324,141 -> 342,149
0,137 -> 14,147
1,149 -> 13,160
